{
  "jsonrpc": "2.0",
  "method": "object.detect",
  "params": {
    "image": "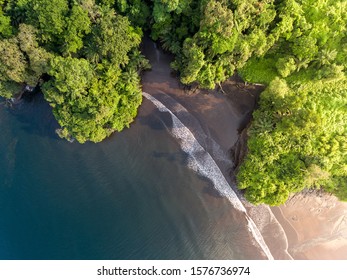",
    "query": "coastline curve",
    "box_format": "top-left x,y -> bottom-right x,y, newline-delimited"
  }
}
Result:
143,91 -> 274,260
